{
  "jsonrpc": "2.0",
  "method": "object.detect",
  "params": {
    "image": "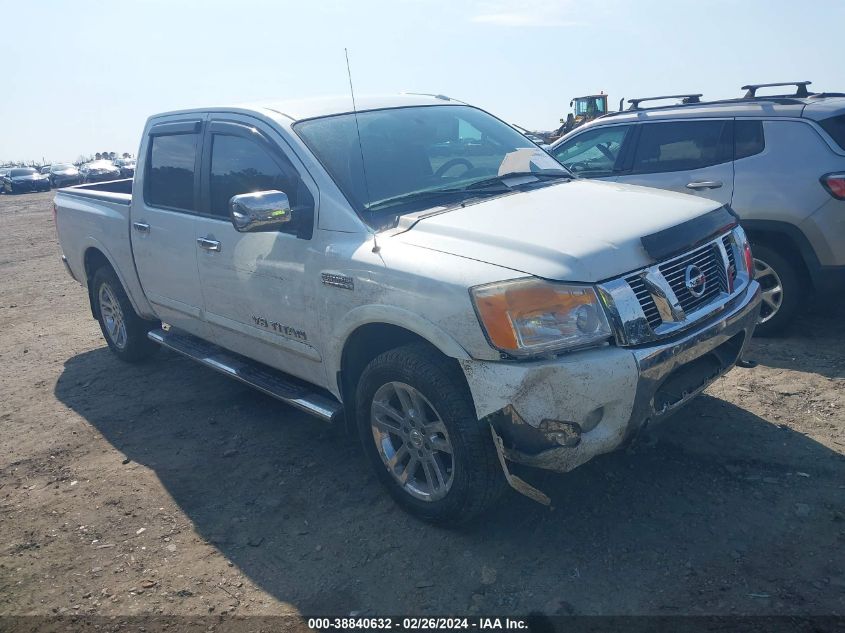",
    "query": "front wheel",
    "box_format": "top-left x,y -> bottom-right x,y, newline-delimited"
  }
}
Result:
92,266 -> 160,362
355,343 -> 506,525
